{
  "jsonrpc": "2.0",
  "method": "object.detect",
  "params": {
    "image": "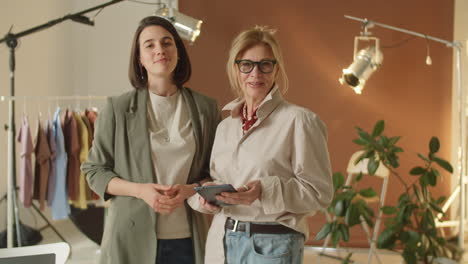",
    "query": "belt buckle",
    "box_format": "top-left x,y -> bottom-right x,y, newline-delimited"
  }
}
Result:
232,219 -> 239,232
